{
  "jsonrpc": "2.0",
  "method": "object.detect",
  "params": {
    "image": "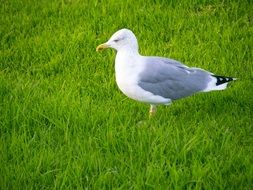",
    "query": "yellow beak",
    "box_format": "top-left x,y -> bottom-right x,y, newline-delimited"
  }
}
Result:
96,43 -> 109,52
